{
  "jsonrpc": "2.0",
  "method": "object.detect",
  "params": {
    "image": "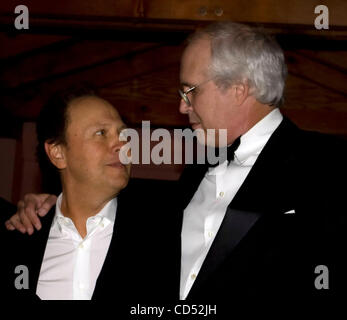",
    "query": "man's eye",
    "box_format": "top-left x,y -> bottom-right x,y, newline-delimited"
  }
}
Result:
185,87 -> 196,96
95,129 -> 105,136
190,87 -> 197,95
